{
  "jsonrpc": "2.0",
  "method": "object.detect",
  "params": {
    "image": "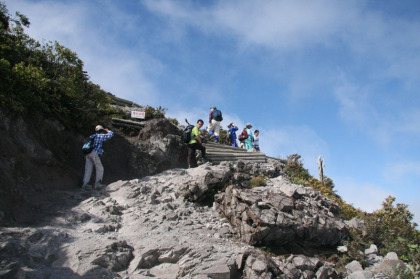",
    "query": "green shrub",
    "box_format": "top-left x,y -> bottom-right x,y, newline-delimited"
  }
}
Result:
283,154 -> 360,220
145,106 -> 167,119
167,117 -> 179,126
343,196 -> 420,275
